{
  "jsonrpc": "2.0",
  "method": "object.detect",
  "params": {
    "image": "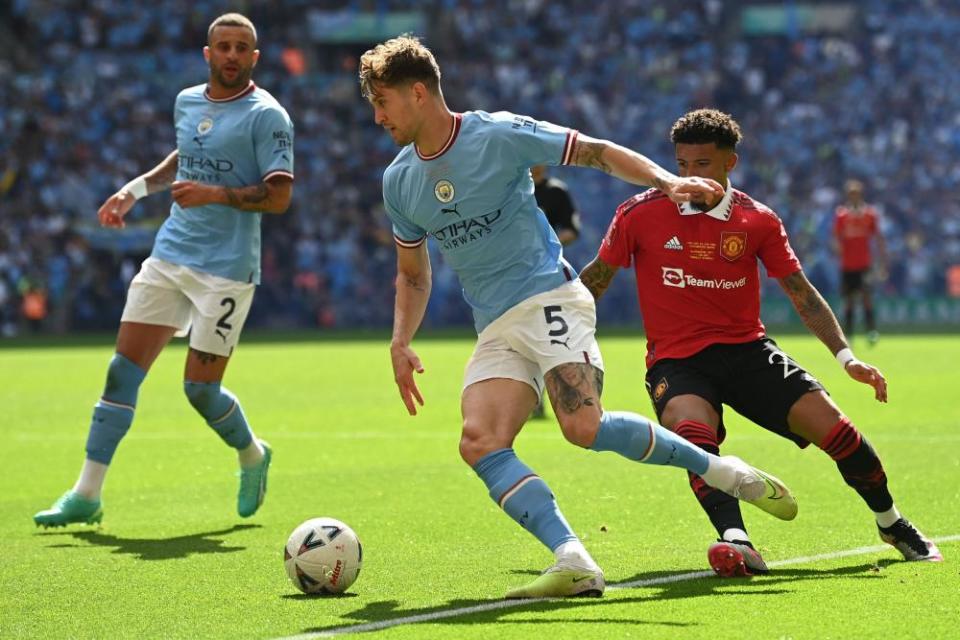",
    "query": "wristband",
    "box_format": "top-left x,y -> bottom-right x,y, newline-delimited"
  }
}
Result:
835,347 -> 855,369
120,176 -> 148,200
